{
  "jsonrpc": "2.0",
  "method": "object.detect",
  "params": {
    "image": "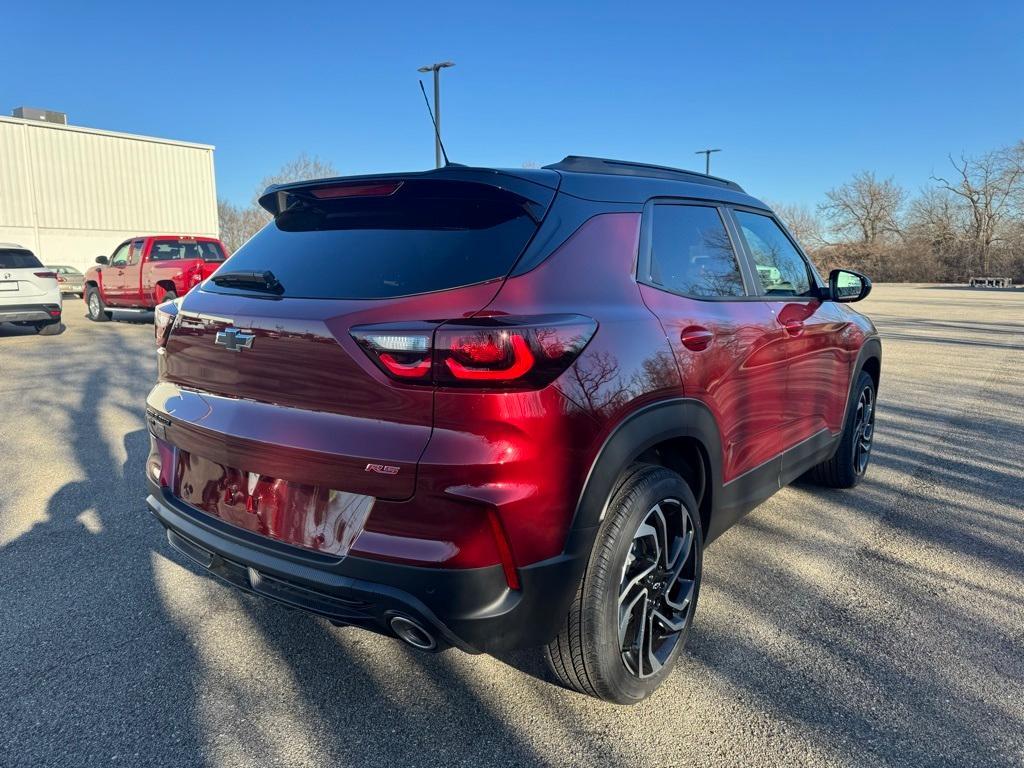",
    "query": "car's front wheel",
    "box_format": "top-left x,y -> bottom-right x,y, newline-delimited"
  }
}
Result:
545,464 -> 703,704
86,287 -> 111,322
